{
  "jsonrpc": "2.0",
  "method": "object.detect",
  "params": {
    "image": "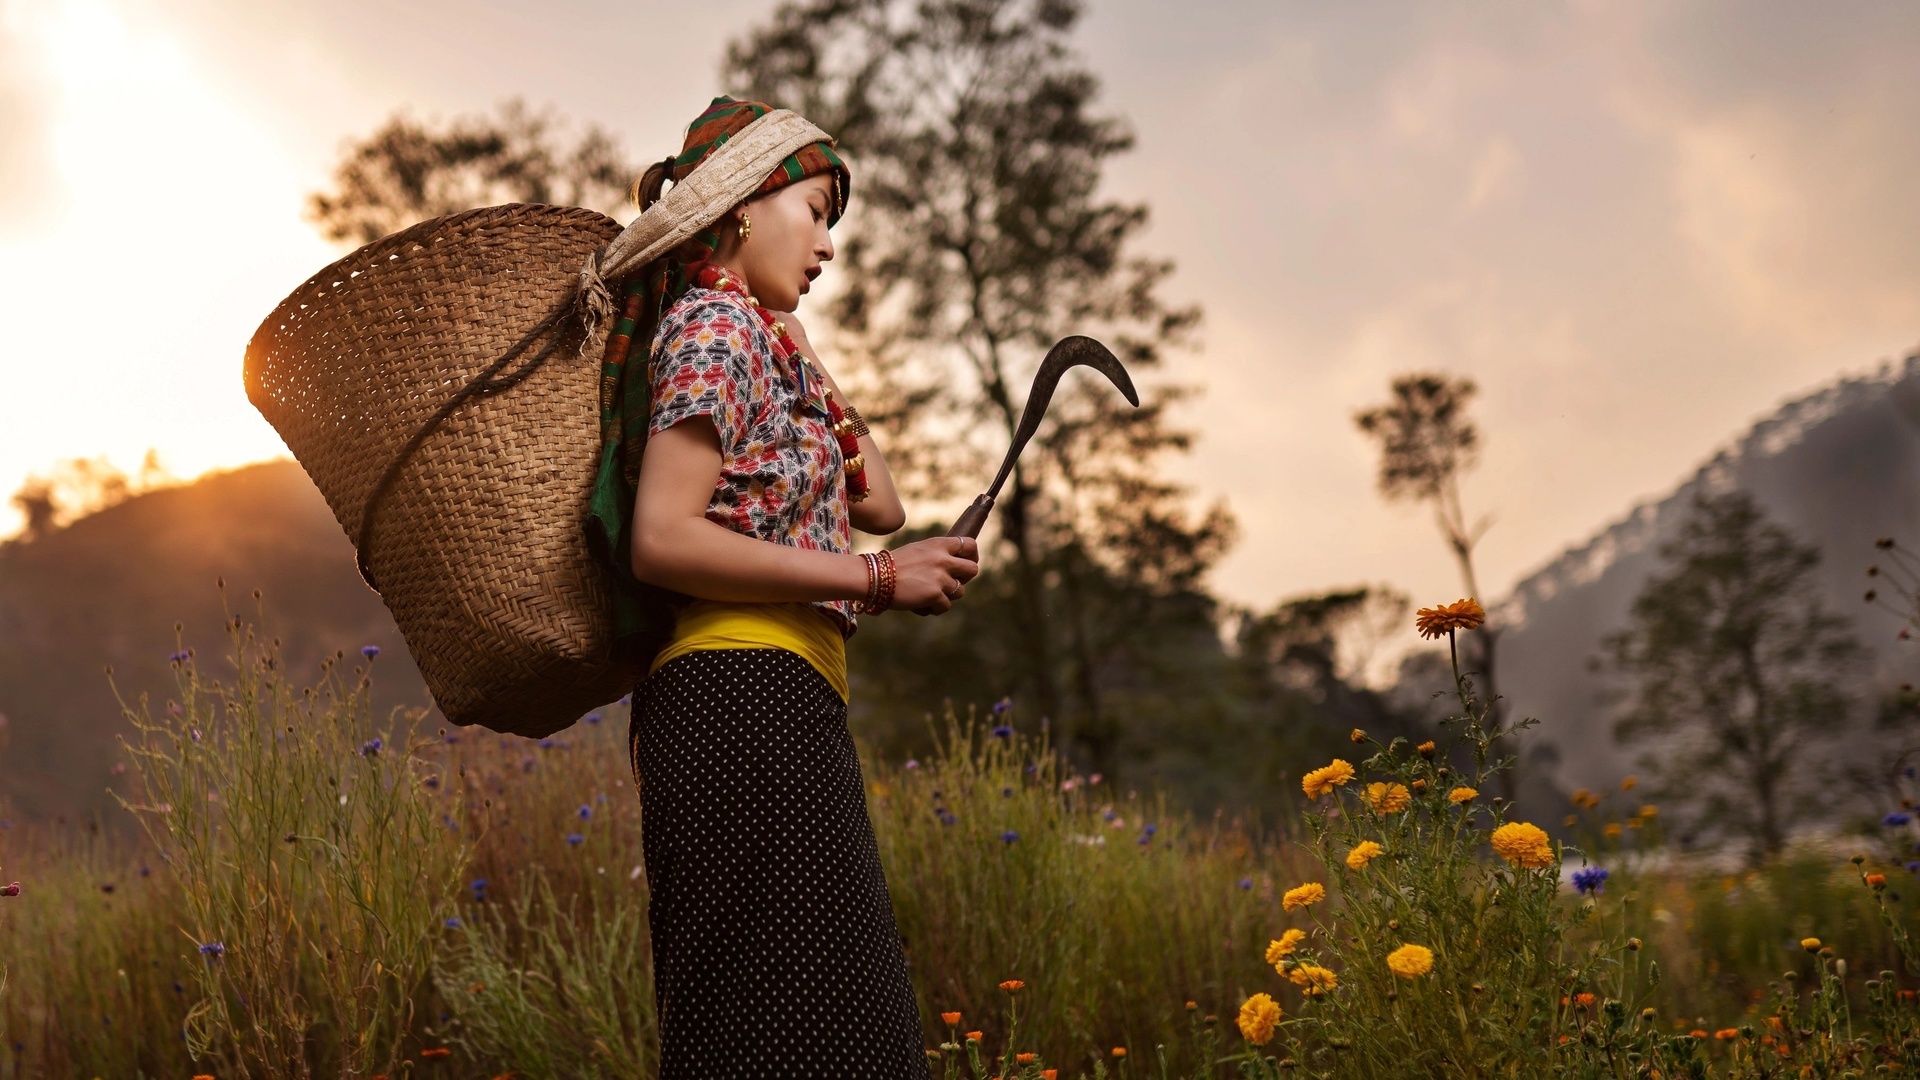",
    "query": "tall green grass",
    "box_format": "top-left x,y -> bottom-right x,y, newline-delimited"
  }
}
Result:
2,607 -> 1918,1077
